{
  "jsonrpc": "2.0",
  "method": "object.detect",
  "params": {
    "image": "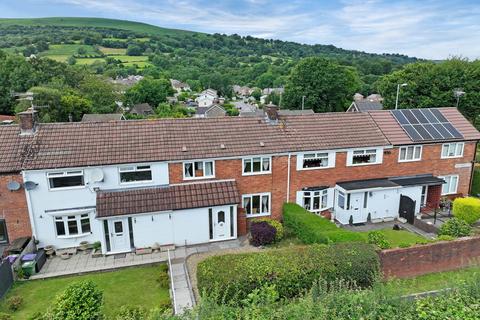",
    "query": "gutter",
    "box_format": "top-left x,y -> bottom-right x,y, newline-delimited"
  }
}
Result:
22,171 -> 38,240
286,153 -> 291,202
